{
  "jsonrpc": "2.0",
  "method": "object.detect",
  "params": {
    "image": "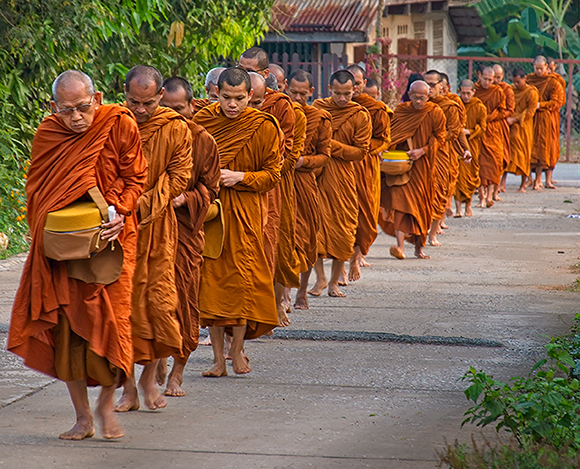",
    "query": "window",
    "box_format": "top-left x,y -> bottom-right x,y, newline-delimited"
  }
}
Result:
397,24 -> 408,36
